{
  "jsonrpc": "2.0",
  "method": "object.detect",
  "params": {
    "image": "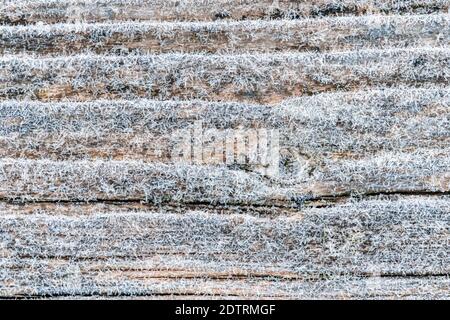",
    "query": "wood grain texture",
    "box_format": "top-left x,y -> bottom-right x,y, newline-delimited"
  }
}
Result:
0,49 -> 448,103
2,0 -> 448,25
1,88 -> 448,160
0,198 -> 448,298
1,149 -> 450,204
1,15 -> 447,55
0,0 -> 449,299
